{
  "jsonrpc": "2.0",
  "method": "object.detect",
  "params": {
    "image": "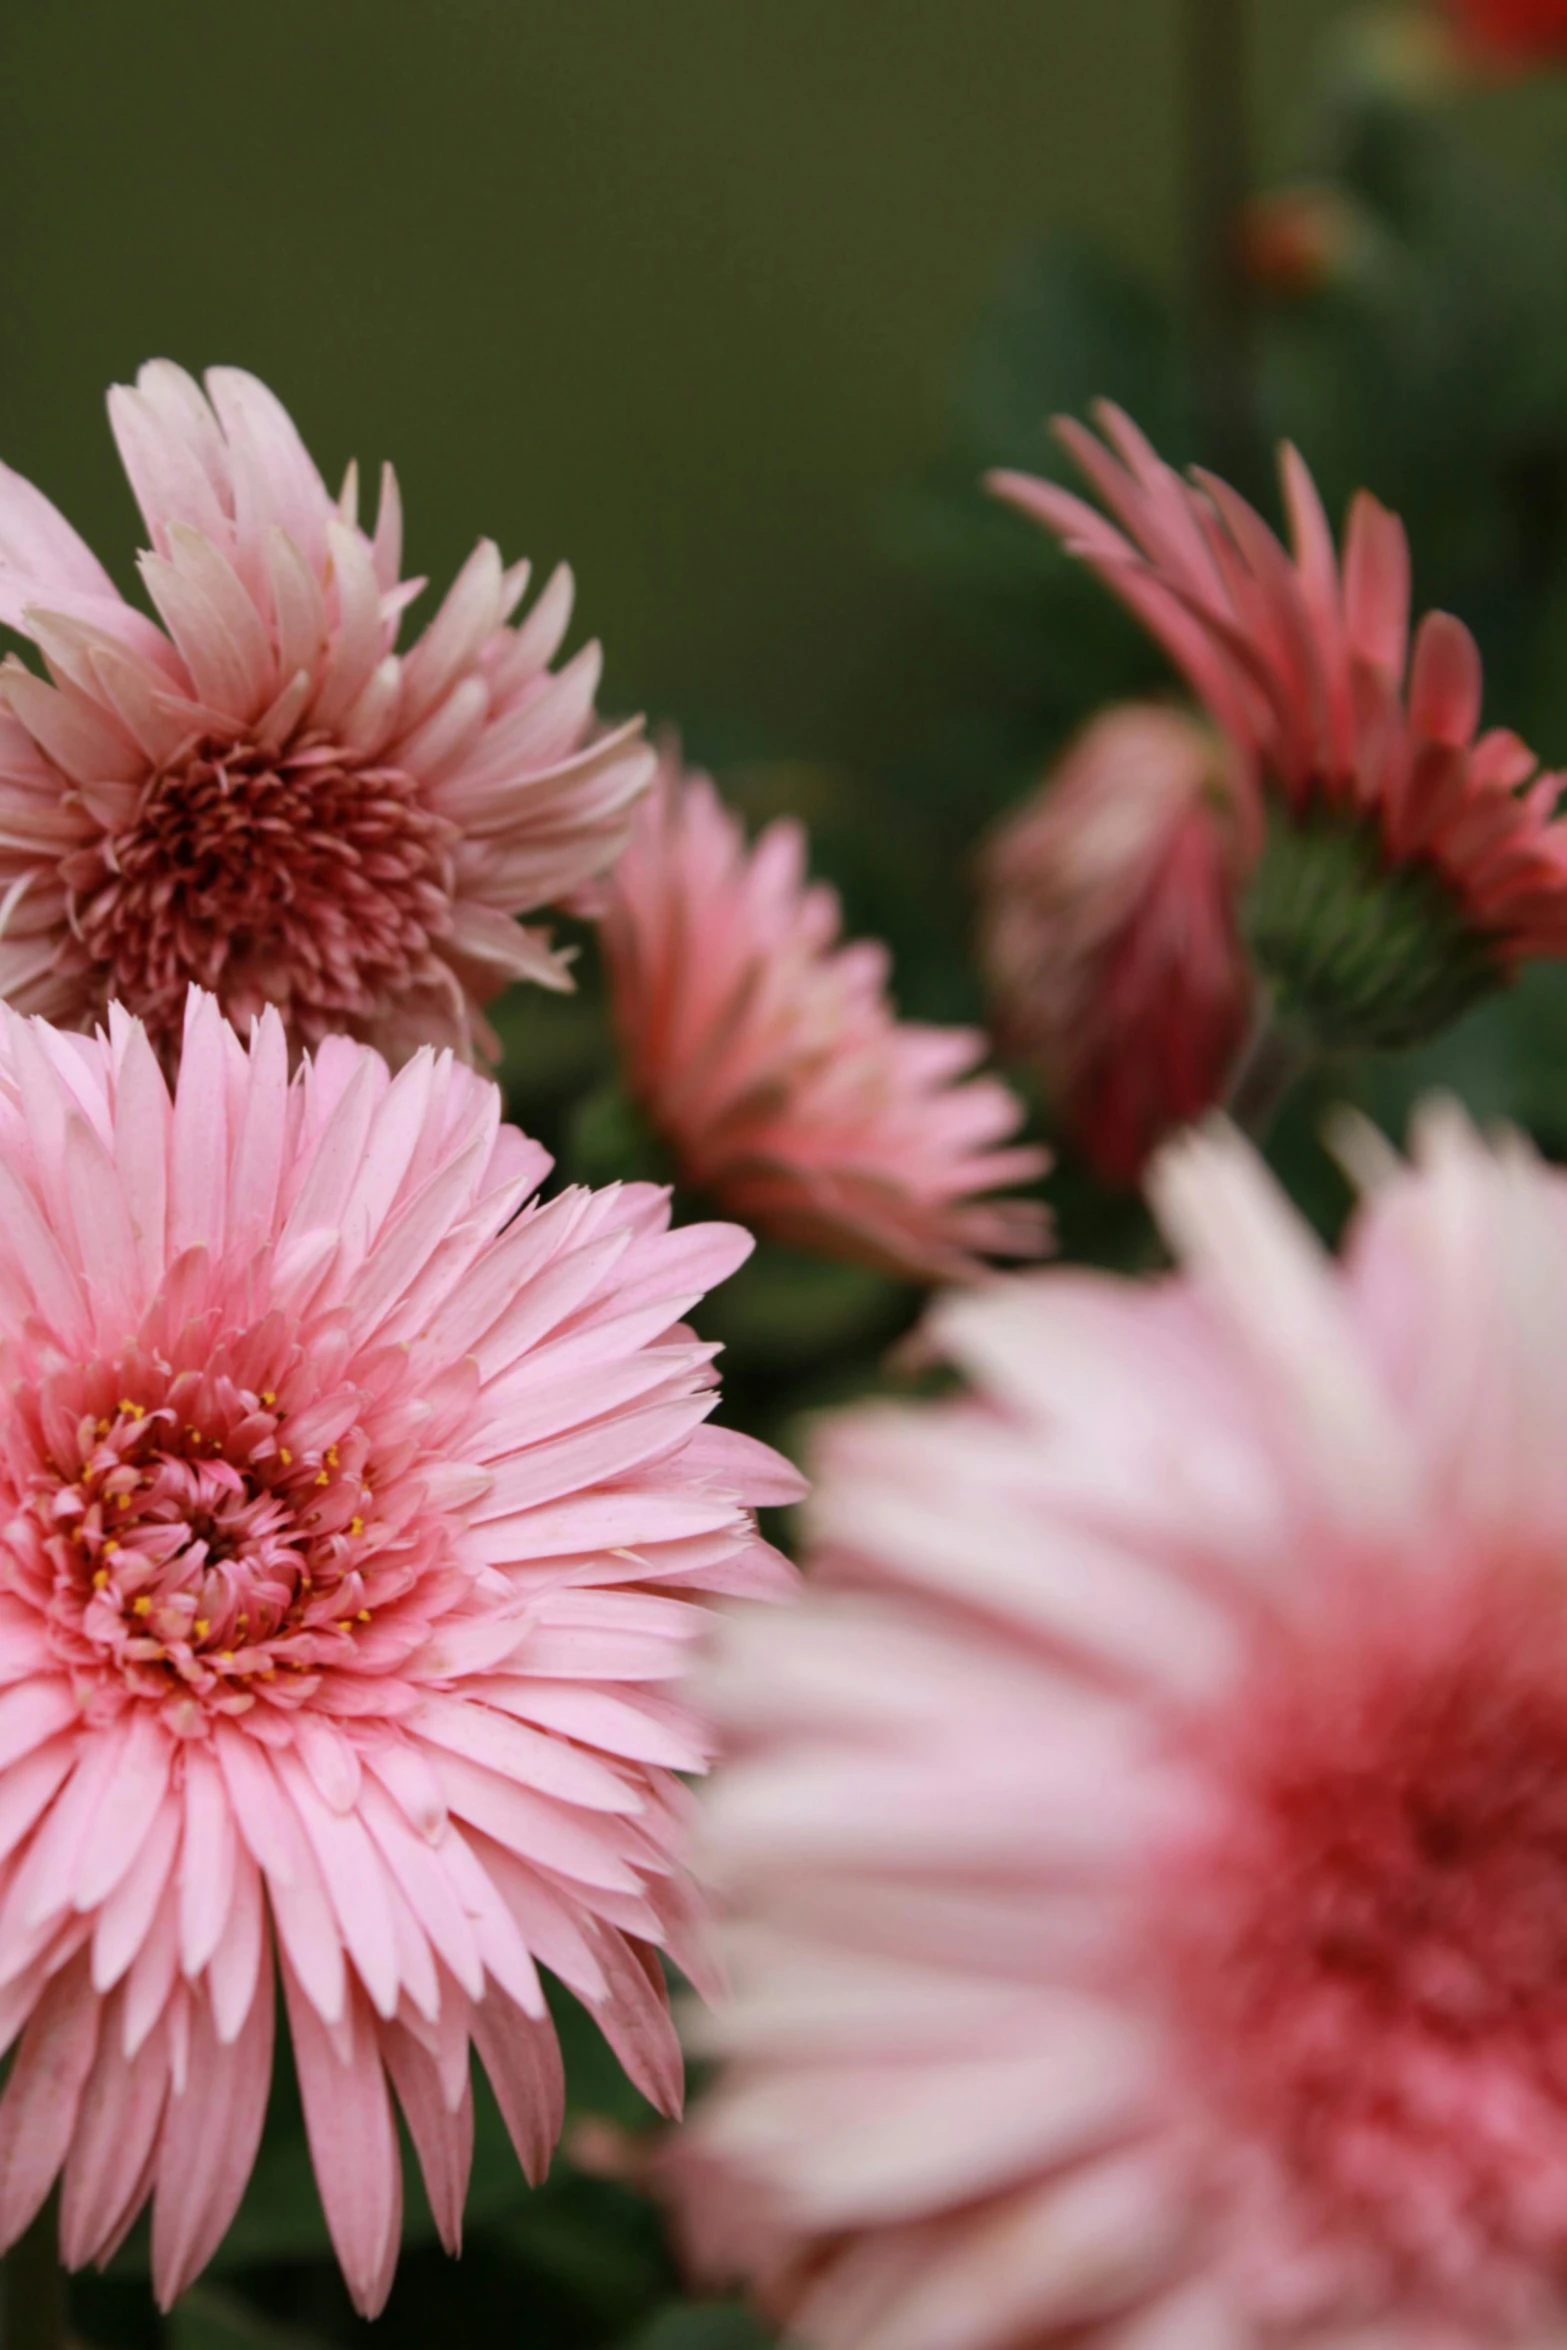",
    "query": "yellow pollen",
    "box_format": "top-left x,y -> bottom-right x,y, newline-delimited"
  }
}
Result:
187,1425 -> 201,1442
95,1418 -> 109,1437
101,1540 -> 119,1557
116,1493 -> 130,1509
349,1516 -> 364,1538
119,1400 -> 144,1420
336,1619 -> 353,1633
132,1595 -> 151,1617
357,1609 -> 371,1624
194,1618 -> 210,1638
261,1391 -> 276,1407
314,1469 -> 329,1487
218,1650 -> 234,1665
91,1569 -> 108,1590
279,1447 -> 293,1466
326,1445 -> 339,1468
